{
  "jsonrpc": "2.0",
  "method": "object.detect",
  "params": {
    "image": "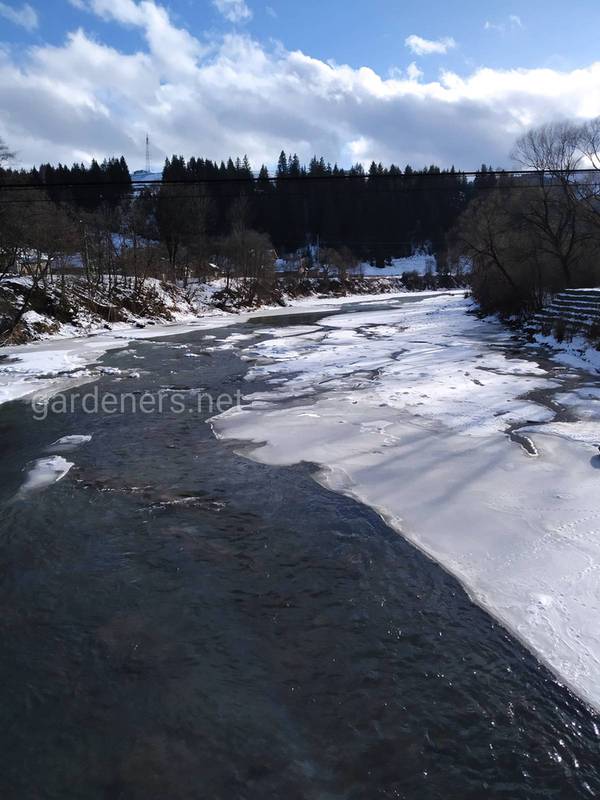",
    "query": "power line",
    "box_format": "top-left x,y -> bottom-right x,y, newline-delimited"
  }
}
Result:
1,179 -> 599,206
0,167 -> 599,192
